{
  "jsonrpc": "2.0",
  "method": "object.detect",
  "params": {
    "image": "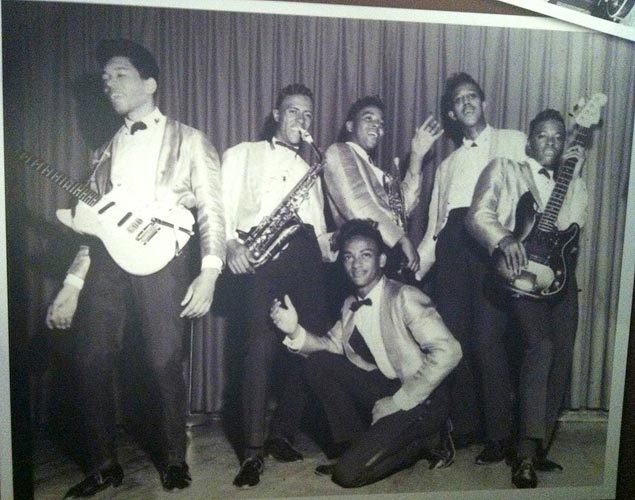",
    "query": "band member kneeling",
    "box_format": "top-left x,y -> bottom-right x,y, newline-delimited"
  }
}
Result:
270,219 -> 462,487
